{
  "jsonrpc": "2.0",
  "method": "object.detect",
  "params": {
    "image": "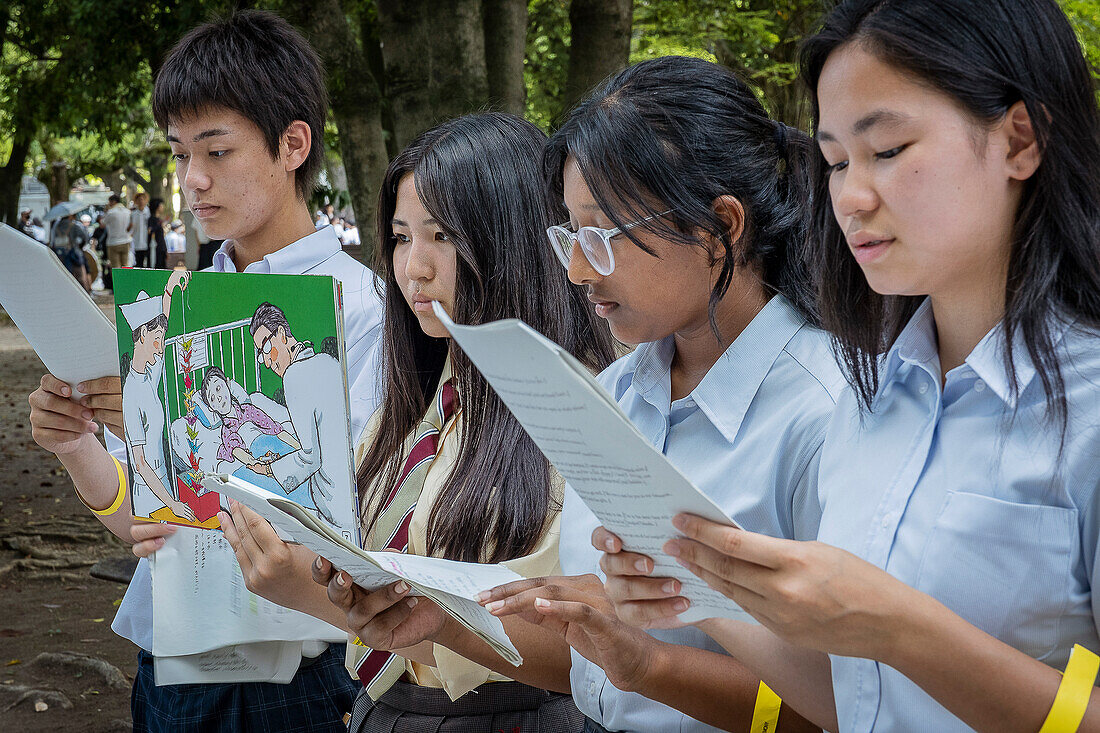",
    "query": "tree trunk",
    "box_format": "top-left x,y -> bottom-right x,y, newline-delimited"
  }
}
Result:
563,0 -> 632,112
333,105 -> 388,263
483,0 -> 528,115
48,161 -> 69,205
146,149 -> 170,216
285,0 -> 390,264
37,134 -> 70,207
377,0 -> 489,149
105,170 -> 124,196
0,135 -> 31,226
